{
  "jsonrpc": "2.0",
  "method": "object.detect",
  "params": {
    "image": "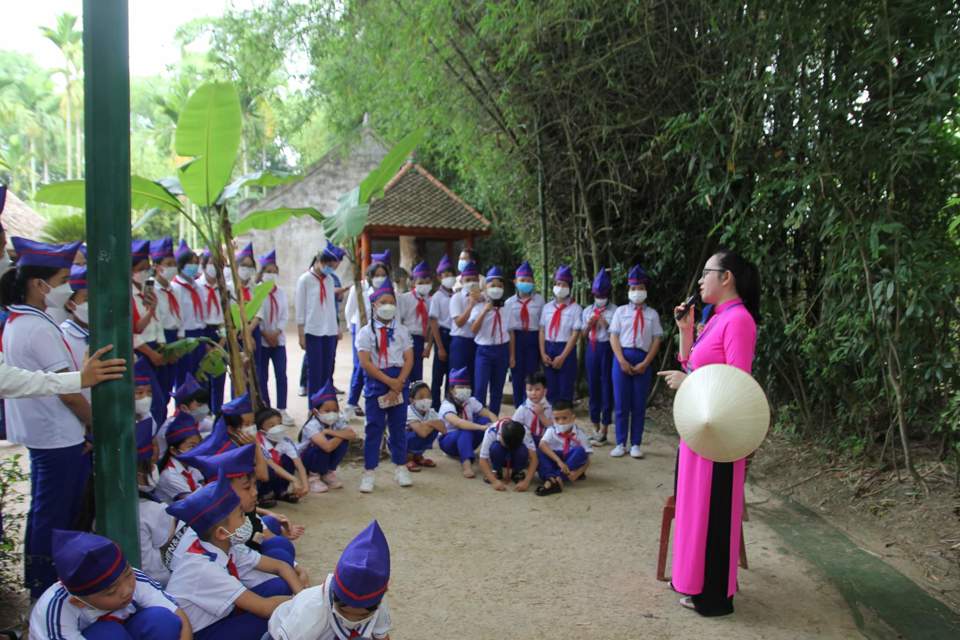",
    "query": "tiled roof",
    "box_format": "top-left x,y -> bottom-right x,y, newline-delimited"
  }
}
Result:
2,190 -> 46,239
367,163 -> 491,232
